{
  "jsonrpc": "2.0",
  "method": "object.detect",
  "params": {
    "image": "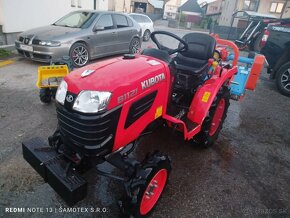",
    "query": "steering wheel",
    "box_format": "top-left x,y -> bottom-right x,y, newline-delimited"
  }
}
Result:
150,31 -> 188,55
